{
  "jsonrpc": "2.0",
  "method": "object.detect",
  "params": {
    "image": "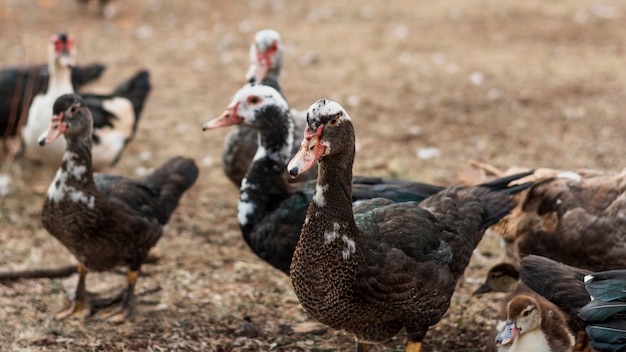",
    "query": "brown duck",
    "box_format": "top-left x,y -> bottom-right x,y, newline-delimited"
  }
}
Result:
286,99 -> 532,352
38,94 -> 198,322
460,161 -> 626,272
